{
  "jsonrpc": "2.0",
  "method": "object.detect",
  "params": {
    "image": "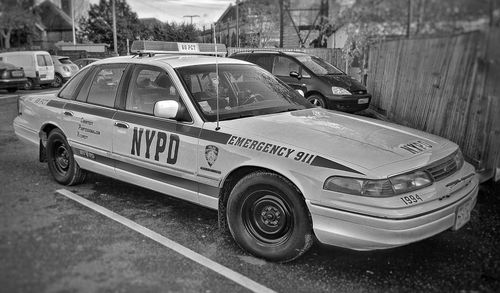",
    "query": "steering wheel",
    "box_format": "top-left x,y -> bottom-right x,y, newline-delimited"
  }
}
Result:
242,93 -> 265,105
